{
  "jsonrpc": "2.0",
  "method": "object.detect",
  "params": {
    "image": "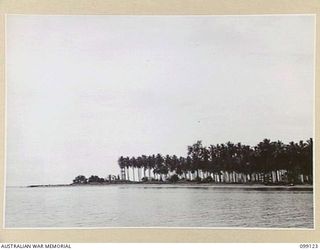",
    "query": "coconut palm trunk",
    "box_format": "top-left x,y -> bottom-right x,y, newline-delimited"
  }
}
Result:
132,167 -> 135,182
138,168 -> 141,182
126,167 -> 130,181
